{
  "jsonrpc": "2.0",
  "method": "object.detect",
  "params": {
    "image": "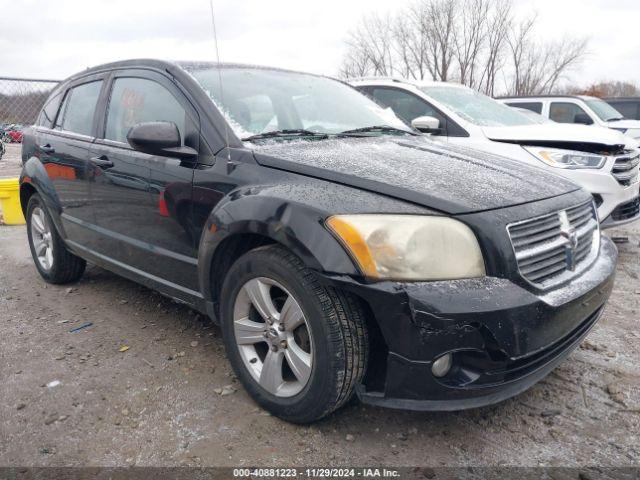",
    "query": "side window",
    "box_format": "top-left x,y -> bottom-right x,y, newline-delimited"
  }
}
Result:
609,102 -> 638,120
371,87 -> 442,124
38,91 -> 63,128
507,102 -> 542,114
53,81 -> 103,135
105,77 -> 186,144
549,102 -> 593,125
